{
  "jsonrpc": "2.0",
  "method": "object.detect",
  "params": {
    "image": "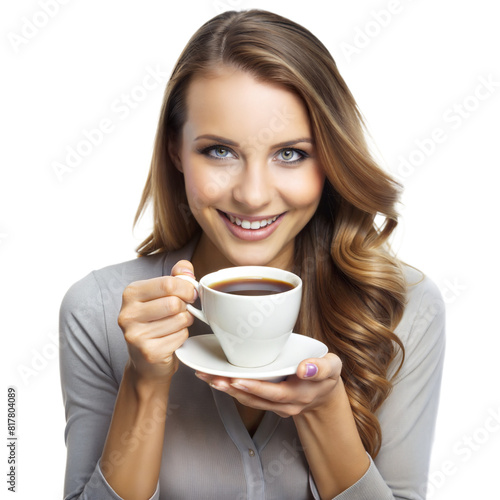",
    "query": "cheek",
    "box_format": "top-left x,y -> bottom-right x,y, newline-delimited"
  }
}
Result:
282,167 -> 325,207
182,162 -> 229,214
181,161 -> 207,212
184,174 -> 209,215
